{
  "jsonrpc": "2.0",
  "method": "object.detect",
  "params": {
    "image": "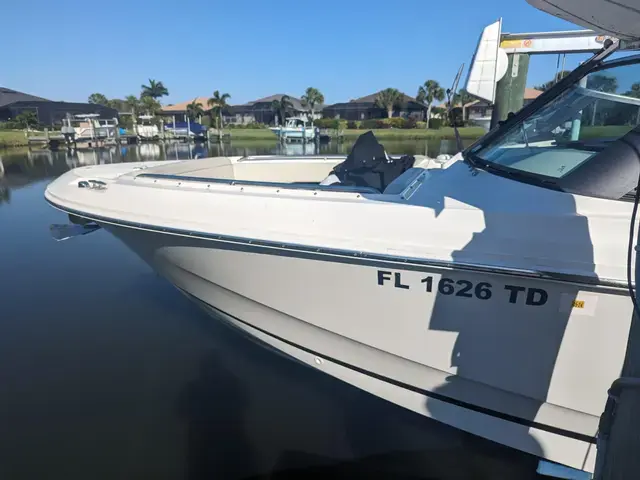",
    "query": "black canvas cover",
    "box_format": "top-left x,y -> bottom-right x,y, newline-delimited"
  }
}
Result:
330,131 -> 415,191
